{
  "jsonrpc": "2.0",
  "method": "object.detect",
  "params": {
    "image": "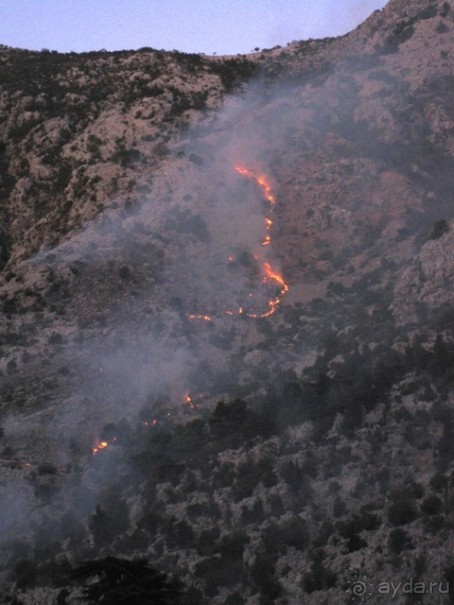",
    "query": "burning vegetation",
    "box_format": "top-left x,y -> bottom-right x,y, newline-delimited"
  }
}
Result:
92,441 -> 109,455
91,394 -> 199,456
189,164 -> 288,322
